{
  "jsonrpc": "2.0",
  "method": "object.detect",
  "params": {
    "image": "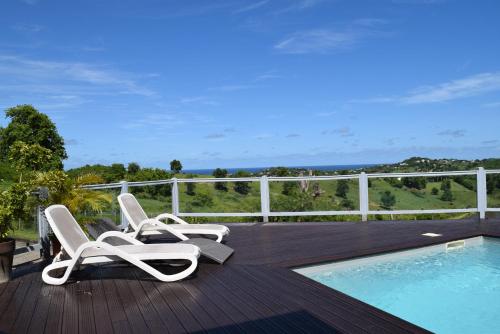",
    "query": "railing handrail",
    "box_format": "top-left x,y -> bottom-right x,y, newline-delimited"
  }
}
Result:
81,167 -> 500,227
